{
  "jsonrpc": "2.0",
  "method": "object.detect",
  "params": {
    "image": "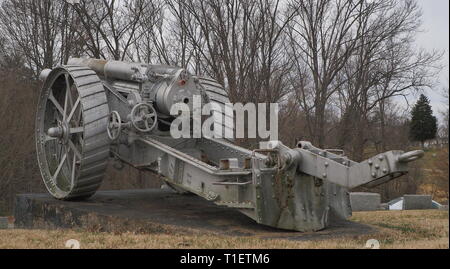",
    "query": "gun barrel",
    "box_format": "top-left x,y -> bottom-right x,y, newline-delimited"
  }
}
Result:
68,57 -> 149,82
67,58 -> 107,75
